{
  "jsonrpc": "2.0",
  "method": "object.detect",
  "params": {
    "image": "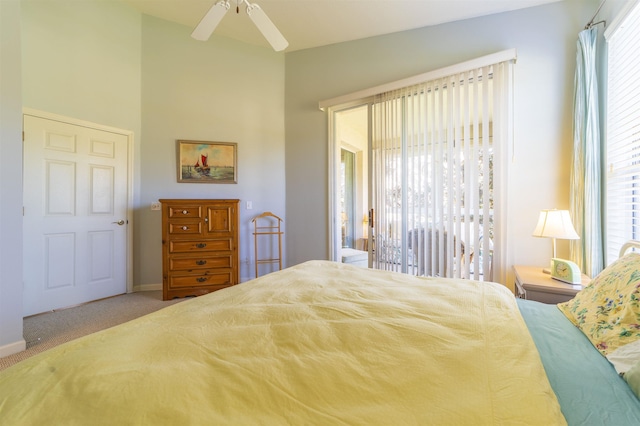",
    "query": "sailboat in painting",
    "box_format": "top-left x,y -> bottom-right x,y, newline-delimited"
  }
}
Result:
194,154 -> 210,175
